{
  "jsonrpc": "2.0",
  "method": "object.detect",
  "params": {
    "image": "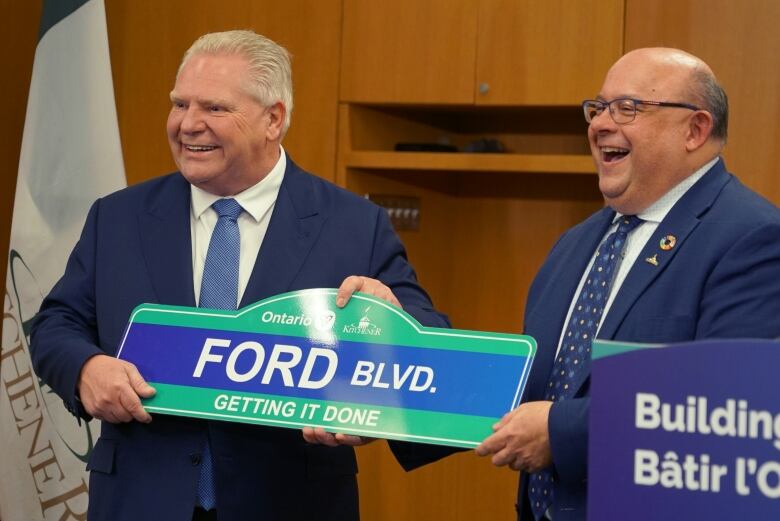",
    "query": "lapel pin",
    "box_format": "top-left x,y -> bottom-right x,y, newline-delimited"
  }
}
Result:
645,254 -> 659,266
659,235 -> 676,251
